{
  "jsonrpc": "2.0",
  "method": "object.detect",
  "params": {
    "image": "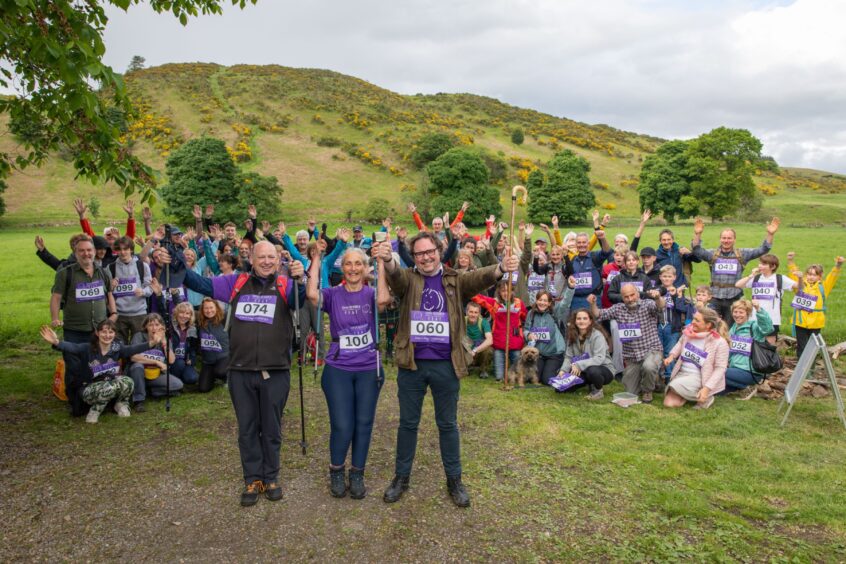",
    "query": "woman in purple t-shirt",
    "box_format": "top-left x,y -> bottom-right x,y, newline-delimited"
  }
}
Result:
307,245 -> 389,500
